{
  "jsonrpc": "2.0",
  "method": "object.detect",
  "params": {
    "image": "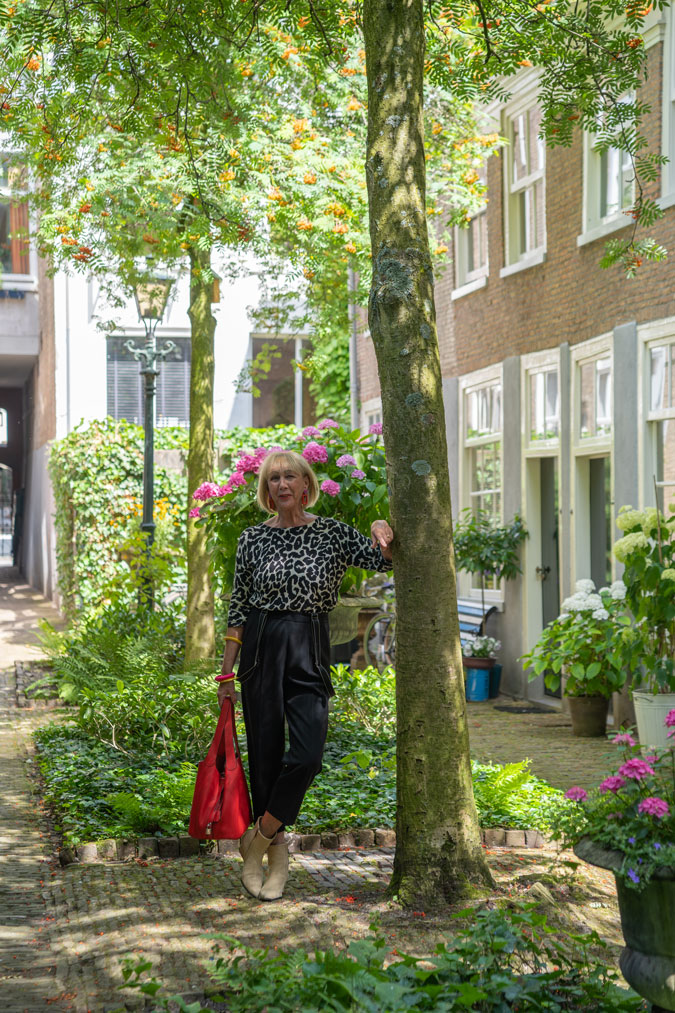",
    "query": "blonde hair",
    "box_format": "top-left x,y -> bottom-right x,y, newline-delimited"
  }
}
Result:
256,450 -> 320,513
